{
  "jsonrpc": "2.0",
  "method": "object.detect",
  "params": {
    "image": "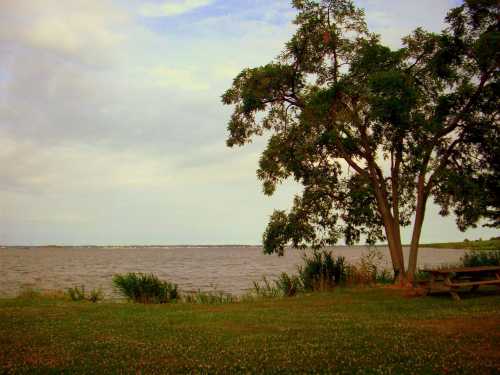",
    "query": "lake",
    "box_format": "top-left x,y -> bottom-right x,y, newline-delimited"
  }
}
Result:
0,245 -> 467,297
